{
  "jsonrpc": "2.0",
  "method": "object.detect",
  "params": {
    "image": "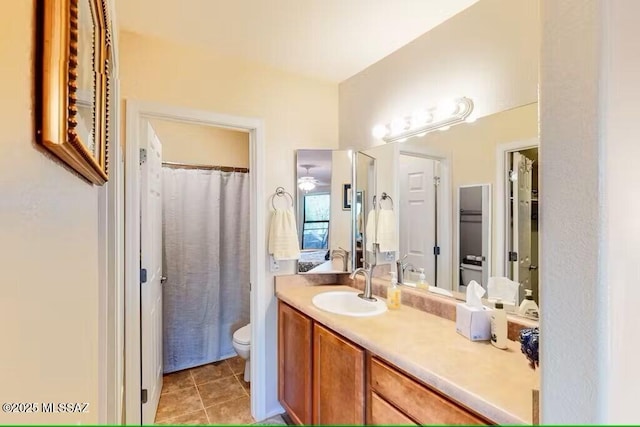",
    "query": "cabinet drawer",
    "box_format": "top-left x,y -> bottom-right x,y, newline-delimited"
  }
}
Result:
370,392 -> 417,425
370,357 -> 486,425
